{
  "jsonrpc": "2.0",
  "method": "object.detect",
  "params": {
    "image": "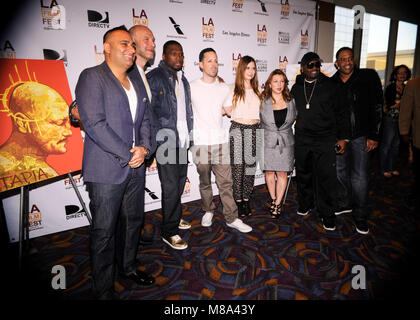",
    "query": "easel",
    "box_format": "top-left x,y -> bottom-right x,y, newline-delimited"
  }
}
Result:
18,185 -> 28,271
17,171 -> 92,271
